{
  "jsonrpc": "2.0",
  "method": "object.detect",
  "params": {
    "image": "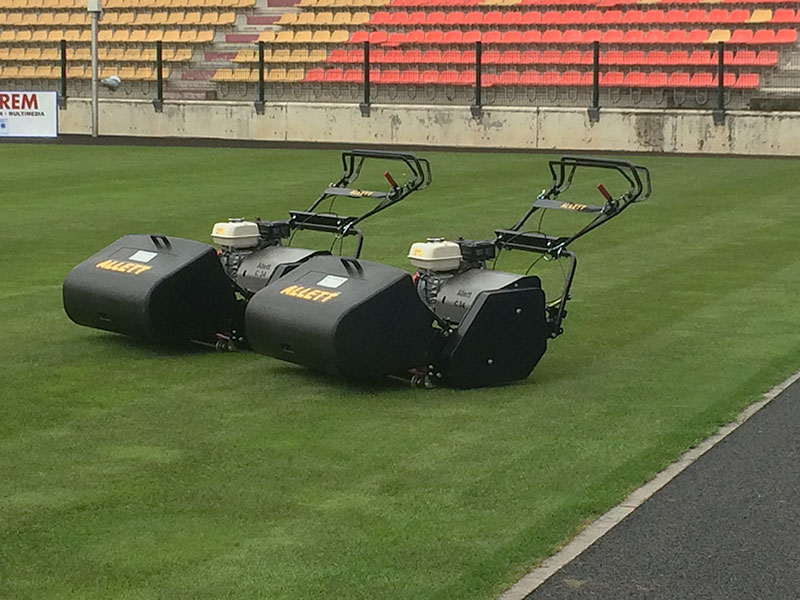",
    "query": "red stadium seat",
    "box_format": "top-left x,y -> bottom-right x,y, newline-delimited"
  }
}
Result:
501,30 -> 523,44
445,11 -> 465,25
541,10 -> 562,24
668,50 -> 690,65
624,50 -> 646,65
457,70 -> 473,85
464,11 -> 483,25
347,49 -> 364,62
350,31 -> 368,44
441,49 -> 462,64
304,68 -> 325,82
644,29 -> 667,44
501,50 -> 521,64
324,68 -> 344,82
600,71 -> 624,86
687,29 -> 708,44
562,29 -> 582,44
521,50 -> 539,64
406,30 -> 425,44
405,49 -> 423,63
755,50 -> 778,66
561,49 -> 583,64
562,10 -> 583,24
729,10 -> 749,23
400,69 -> 420,84
523,30 -> 542,43
427,11 -> 446,25
379,69 -> 401,84
602,29 -> 624,43
462,49 -> 476,63
483,10 -> 503,24
540,70 -> 562,85
443,30 -> 463,44
420,69 -> 439,84
540,50 -> 561,64
645,71 -> 668,87
389,11 -> 409,25
583,10 -> 603,24
439,69 -> 460,84
483,30 -> 502,43
501,12 -> 521,25
327,49 -> 348,63
623,10 -> 644,24
602,50 -> 625,65
624,71 -> 647,86
776,29 -> 797,44
642,9 -> 664,23
561,70 -> 588,85
664,9 -> 686,24
521,11 -> 541,25
729,29 -> 753,44
623,30 -> 645,44
483,49 -> 502,64
689,72 -> 714,88
771,8 -> 798,23
520,70 -> 540,85
707,9 -> 730,23
497,70 -> 520,86
582,30 -> 602,43
688,50 -> 713,65
408,11 -> 427,25
665,30 -> 688,44
463,30 -> 481,43
601,9 -> 623,24
542,29 -> 563,43
687,9 -> 709,23
667,72 -> 690,87
646,50 -> 668,65
733,73 -> 759,89
423,30 -> 443,44
371,11 -> 391,25
369,30 -> 388,44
